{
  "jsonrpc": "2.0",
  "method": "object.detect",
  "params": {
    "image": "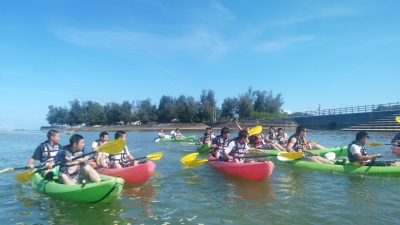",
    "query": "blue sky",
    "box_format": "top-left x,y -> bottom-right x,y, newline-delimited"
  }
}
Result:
1,0 -> 399,130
